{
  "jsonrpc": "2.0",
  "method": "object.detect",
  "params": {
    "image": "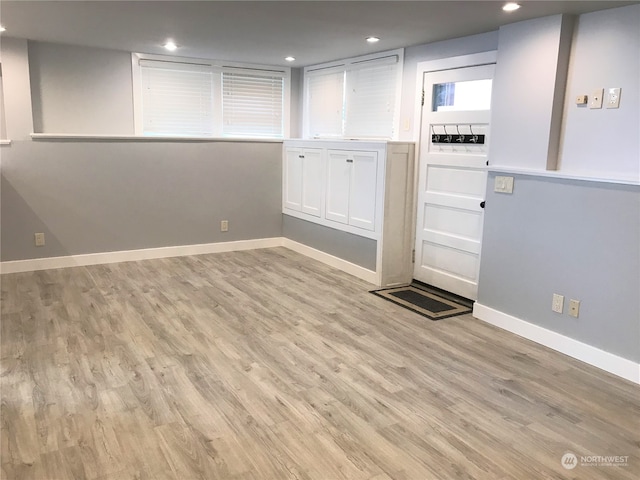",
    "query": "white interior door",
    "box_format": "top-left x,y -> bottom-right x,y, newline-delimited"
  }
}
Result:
414,64 -> 494,300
